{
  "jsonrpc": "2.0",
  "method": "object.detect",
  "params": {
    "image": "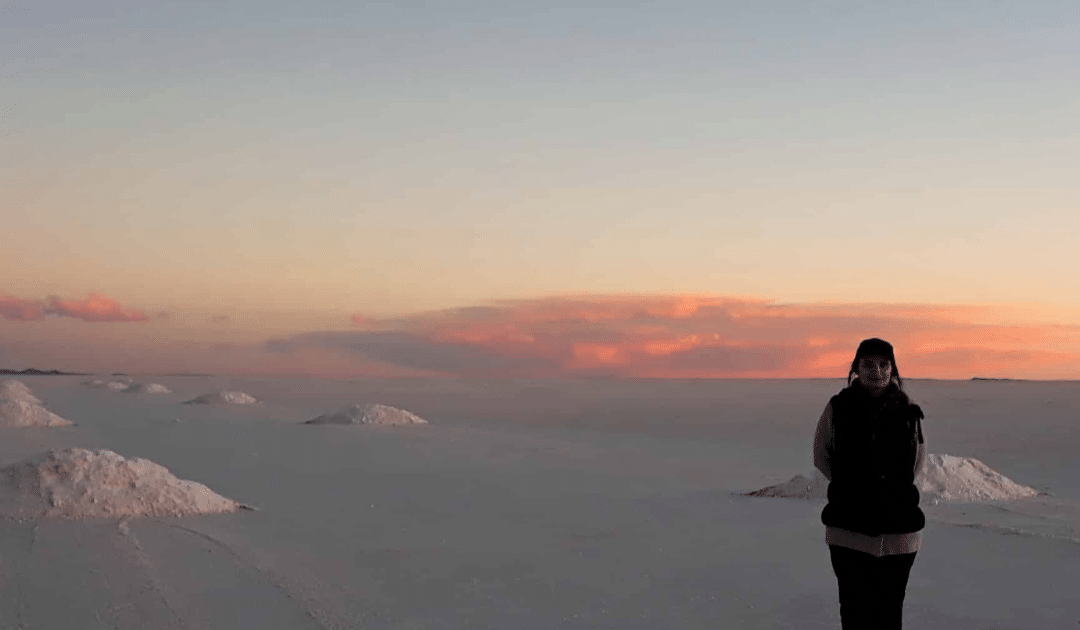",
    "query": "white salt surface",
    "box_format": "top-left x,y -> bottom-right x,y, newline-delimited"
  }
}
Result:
0,376 -> 1076,629
305,403 -> 428,425
122,382 -> 173,394
0,448 -> 252,520
182,390 -> 258,405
